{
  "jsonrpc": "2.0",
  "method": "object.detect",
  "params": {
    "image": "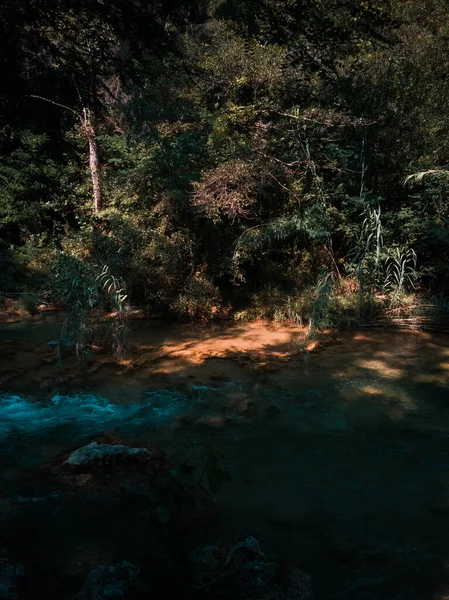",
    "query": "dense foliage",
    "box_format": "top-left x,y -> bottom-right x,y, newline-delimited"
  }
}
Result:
1,0 -> 448,324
